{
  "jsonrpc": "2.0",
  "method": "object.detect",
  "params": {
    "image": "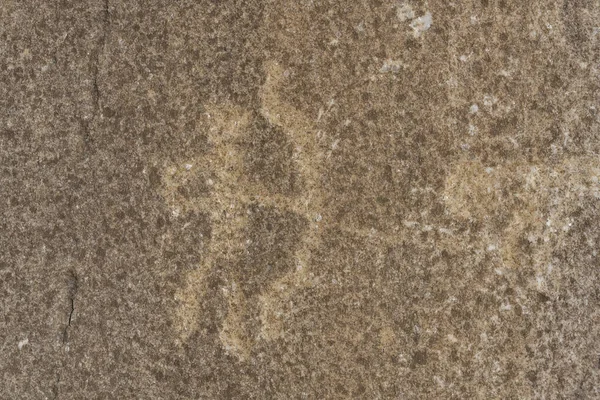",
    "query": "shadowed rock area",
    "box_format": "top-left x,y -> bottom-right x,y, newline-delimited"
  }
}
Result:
1,0 -> 599,398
